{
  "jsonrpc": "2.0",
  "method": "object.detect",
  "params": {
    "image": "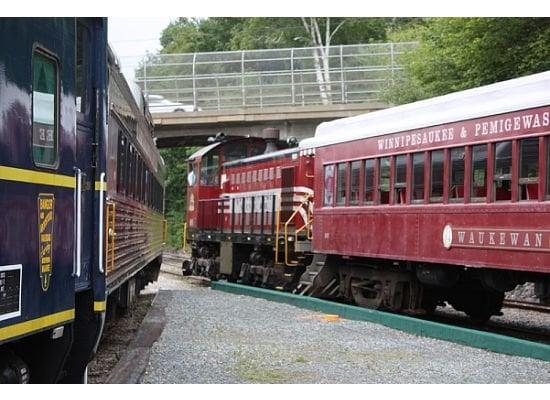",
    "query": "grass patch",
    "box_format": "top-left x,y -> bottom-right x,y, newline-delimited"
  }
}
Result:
233,359 -> 288,384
